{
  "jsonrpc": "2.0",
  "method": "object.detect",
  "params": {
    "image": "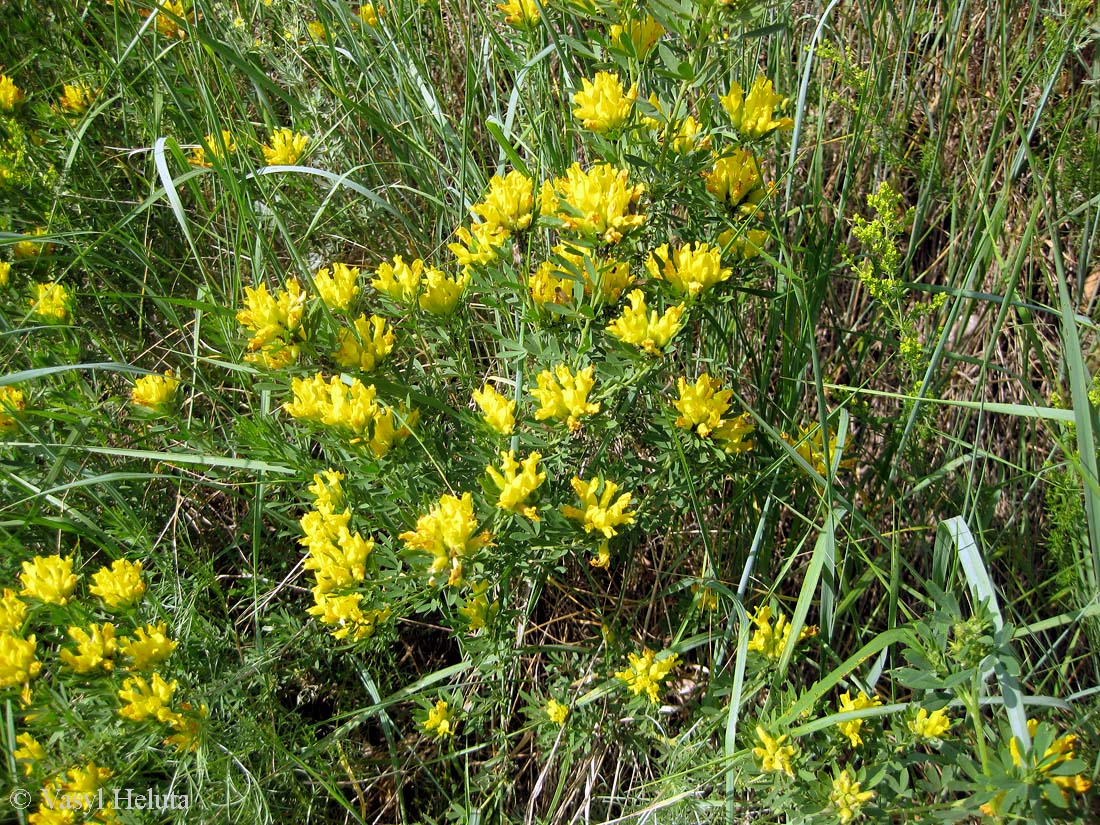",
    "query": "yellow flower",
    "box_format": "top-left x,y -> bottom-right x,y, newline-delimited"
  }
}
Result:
646,242 -> 731,298
59,82 -> 96,114
720,76 -> 793,139
366,402 -> 418,459
472,383 -> 515,435
0,386 -> 25,433
131,371 -> 179,412
448,222 -> 509,270
528,259 -> 575,309
562,476 -> 635,540
13,733 -> 45,776
670,115 -> 709,154
307,591 -> 390,641
188,129 -> 236,167
0,260 -> 10,286
117,672 -> 178,723
423,699 -> 457,737
608,15 -> 664,57
372,255 -> 427,305
457,581 -> 498,632
313,262 -> 360,311
164,702 -> 206,752
29,282 -> 71,323
20,555 -> 78,606
716,226 -> 769,260
0,589 -> 27,634
753,726 -> 795,776
544,697 -> 570,725
486,451 -> 546,520
0,75 -> 24,110
119,623 -> 177,671
785,423 -> 849,477
89,559 -> 146,610
530,364 -> 600,431
146,0 -> 189,37
14,228 -> 52,259
909,707 -> 952,741
400,492 -> 490,587
606,290 -> 685,354
572,72 -> 637,134
472,169 -> 535,233
306,19 -> 328,39
830,770 -> 874,823
746,604 -> 816,660
496,0 -> 538,28
334,314 -> 394,372
672,374 -> 754,452
615,648 -> 678,703
836,691 -> 882,748
284,373 -> 379,438
356,3 -> 382,26
299,507 -> 373,594
540,163 -> 646,244
418,268 -> 468,316
706,149 -> 767,213
62,763 -> 112,799
261,128 -> 310,165
60,623 -> 118,674
307,469 -> 345,513
236,278 -> 306,368
0,633 -> 41,689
